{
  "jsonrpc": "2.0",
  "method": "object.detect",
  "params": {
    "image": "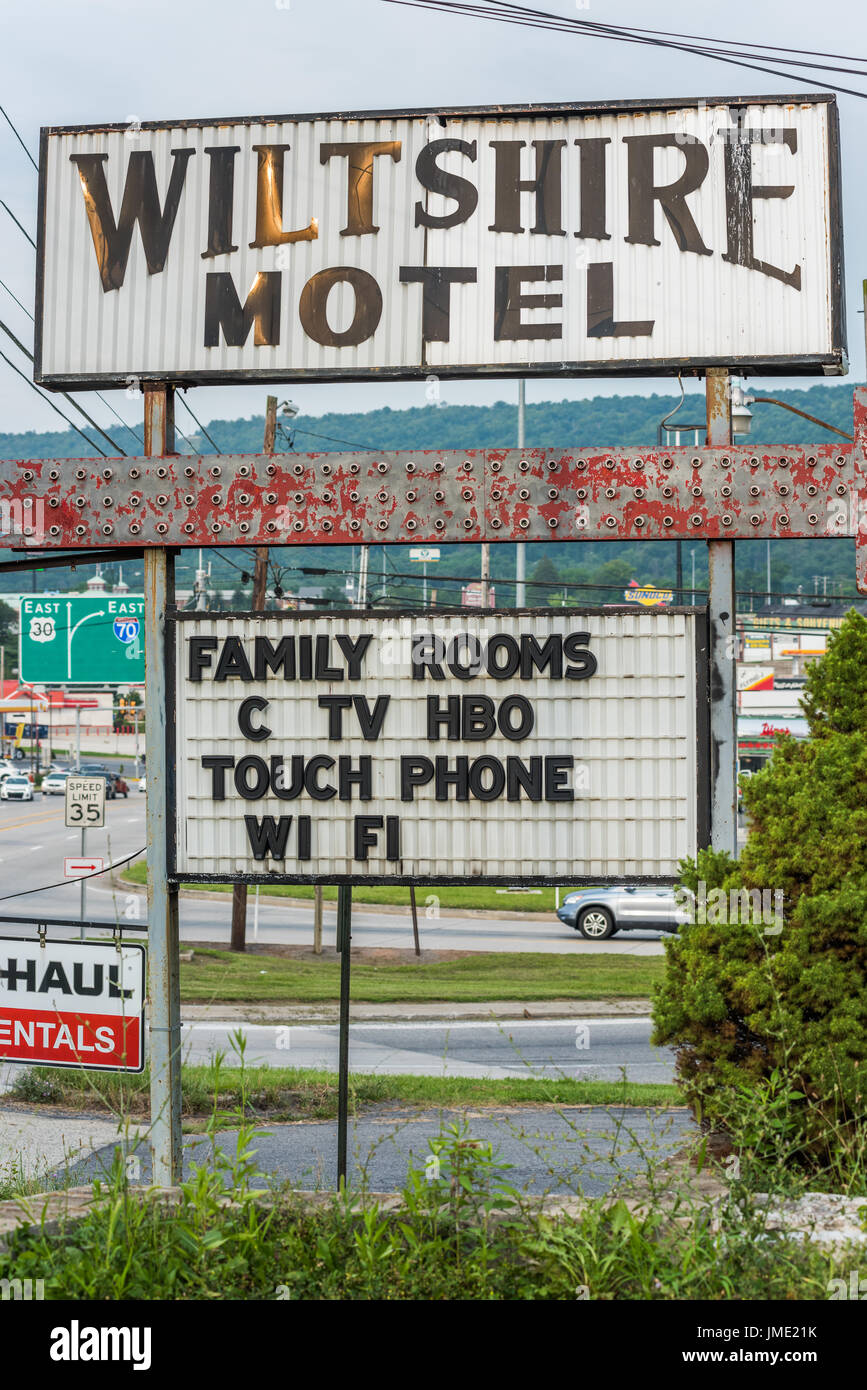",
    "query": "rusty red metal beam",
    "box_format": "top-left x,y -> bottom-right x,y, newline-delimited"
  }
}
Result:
2,388 -> 866,589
